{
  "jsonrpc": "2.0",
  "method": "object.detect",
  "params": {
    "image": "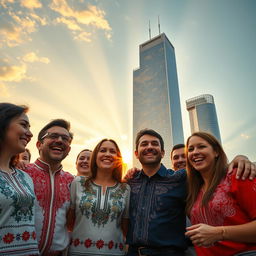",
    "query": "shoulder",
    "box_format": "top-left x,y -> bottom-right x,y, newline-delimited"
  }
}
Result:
14,168 -> 34,186
119,182 -> 131,192
15,168 -> 32,178
165,168 -> 187,182
60,169 -> 75,181
24,162 -> 40,173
